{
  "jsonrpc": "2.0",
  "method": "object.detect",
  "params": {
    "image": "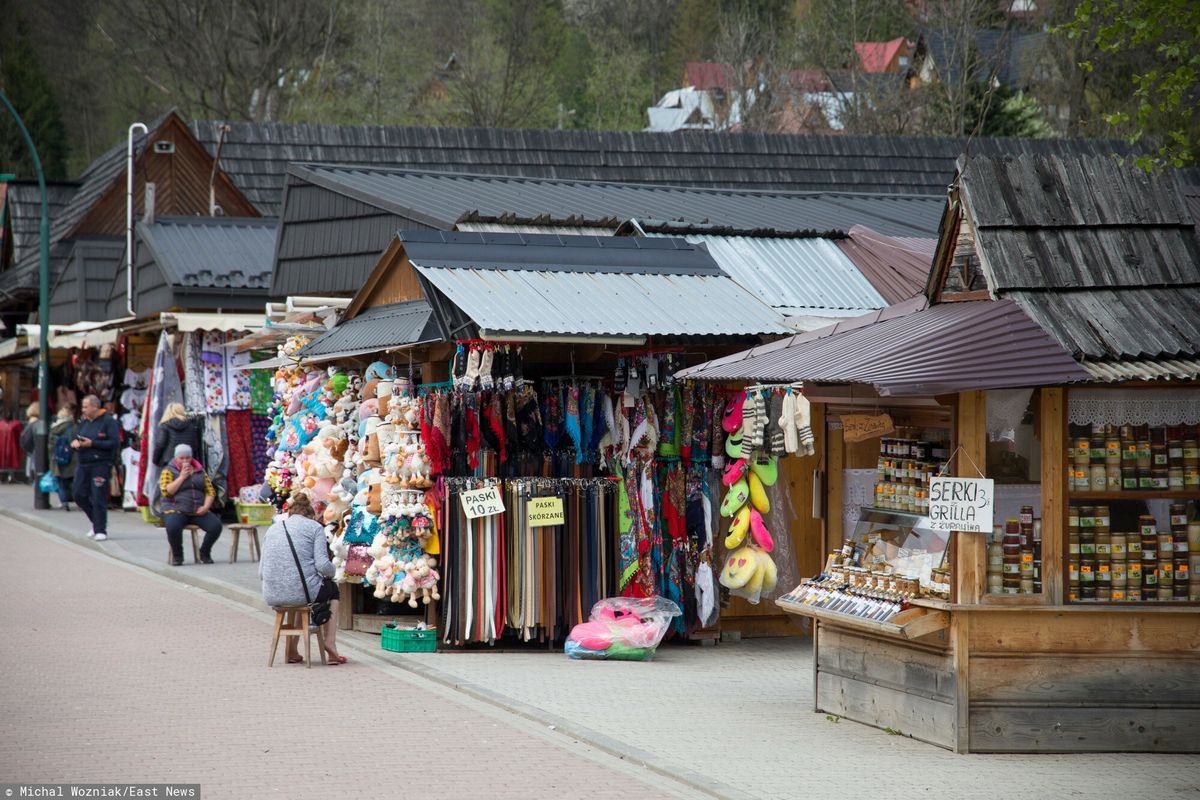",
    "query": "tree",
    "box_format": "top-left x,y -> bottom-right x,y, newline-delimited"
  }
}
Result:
0,16 -> 70,180
97,0 -> 342,122
1061,0 -> 1200,167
